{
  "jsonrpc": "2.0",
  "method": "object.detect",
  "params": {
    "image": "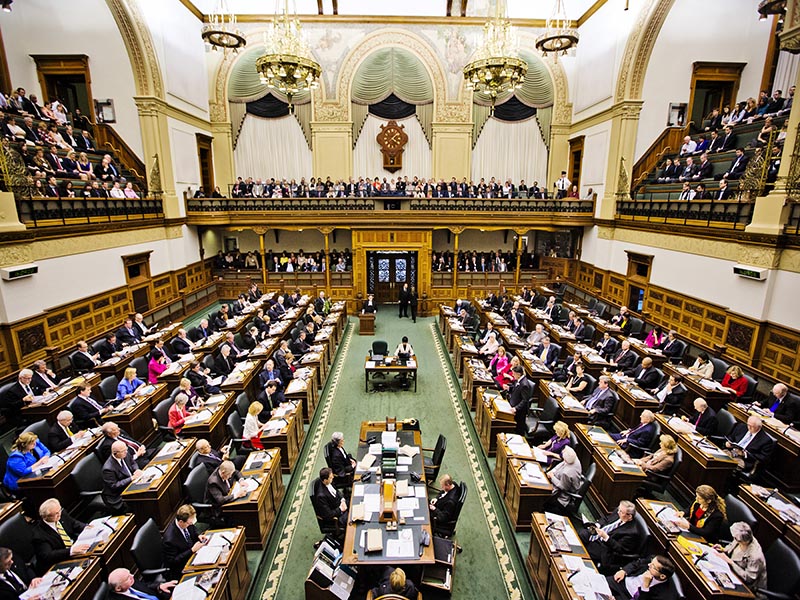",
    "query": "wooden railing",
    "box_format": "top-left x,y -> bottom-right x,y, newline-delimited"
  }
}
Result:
15,196 -> 164,227
94,122 -> 147,188
631,124 -> 689,190
616,192 -> 754,230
